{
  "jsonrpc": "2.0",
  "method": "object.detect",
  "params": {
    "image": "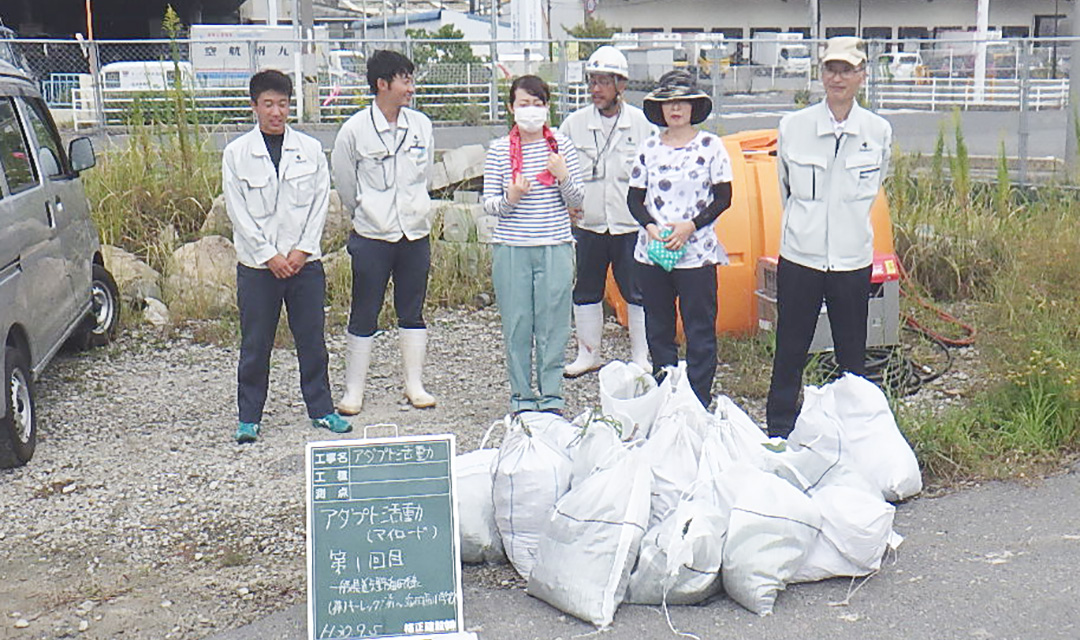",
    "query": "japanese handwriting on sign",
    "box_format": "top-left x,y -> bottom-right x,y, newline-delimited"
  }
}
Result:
317,622 -> 384,638
324,591 -> 456,615
330,575 -> 421,594
279,45 -> 290,56
352,445 -> 437,465
368,549 -> 405,570
255,45 -> 266,56
320,502 -> 425,530
204,45 -> 217,57
330,550 -> 348,576
228,45 -> 242,56
366,526 -> 437,545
